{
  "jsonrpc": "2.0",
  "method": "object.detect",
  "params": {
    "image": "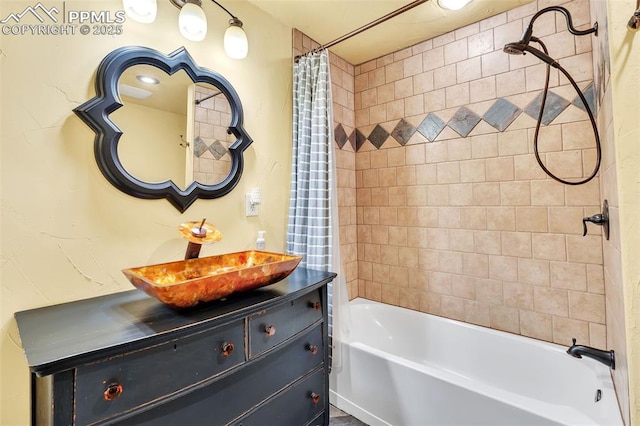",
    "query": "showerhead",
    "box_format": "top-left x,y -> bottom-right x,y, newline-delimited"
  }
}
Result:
503,42 -> 527,55
503,42 -> 559,68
